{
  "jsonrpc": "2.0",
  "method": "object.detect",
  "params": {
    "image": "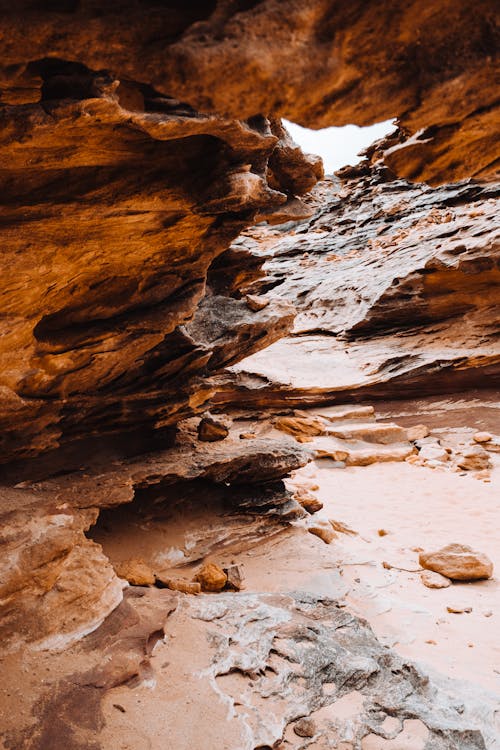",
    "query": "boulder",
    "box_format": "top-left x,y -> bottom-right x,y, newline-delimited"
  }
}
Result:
419,544 -> 493,581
